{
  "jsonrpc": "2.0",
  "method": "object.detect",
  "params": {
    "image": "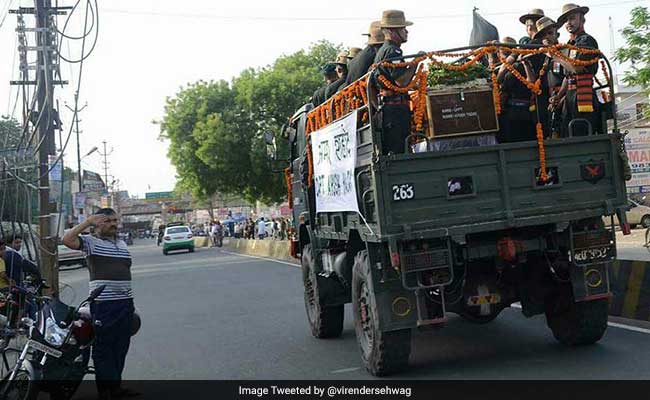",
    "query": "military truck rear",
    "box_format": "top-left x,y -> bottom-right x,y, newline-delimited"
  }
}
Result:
267,44 -> 629,376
